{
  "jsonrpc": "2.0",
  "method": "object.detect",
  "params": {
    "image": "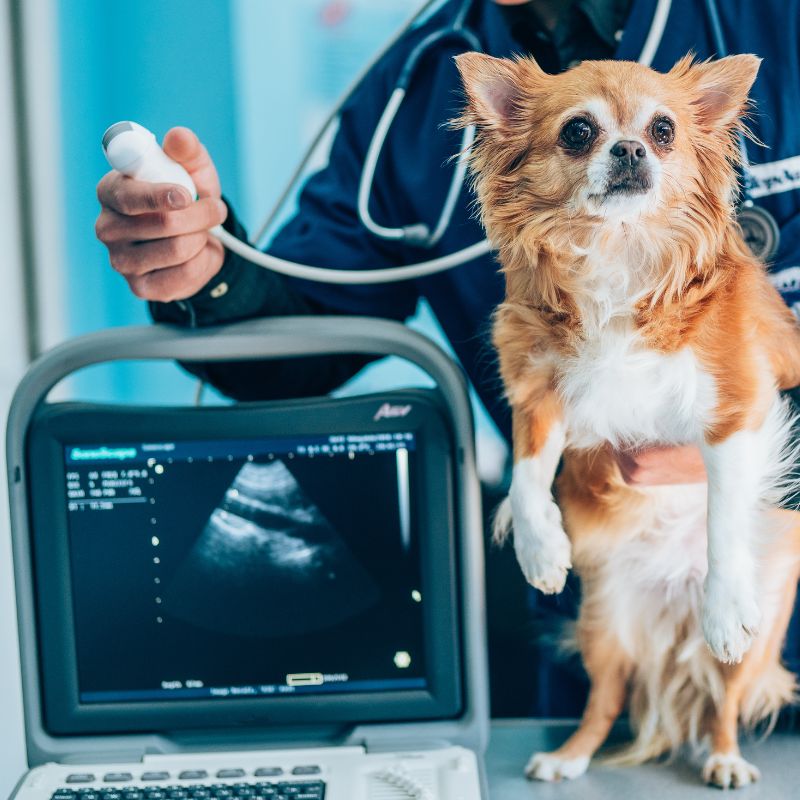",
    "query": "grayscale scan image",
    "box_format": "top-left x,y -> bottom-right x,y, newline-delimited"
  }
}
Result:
165,461 -> 380,637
